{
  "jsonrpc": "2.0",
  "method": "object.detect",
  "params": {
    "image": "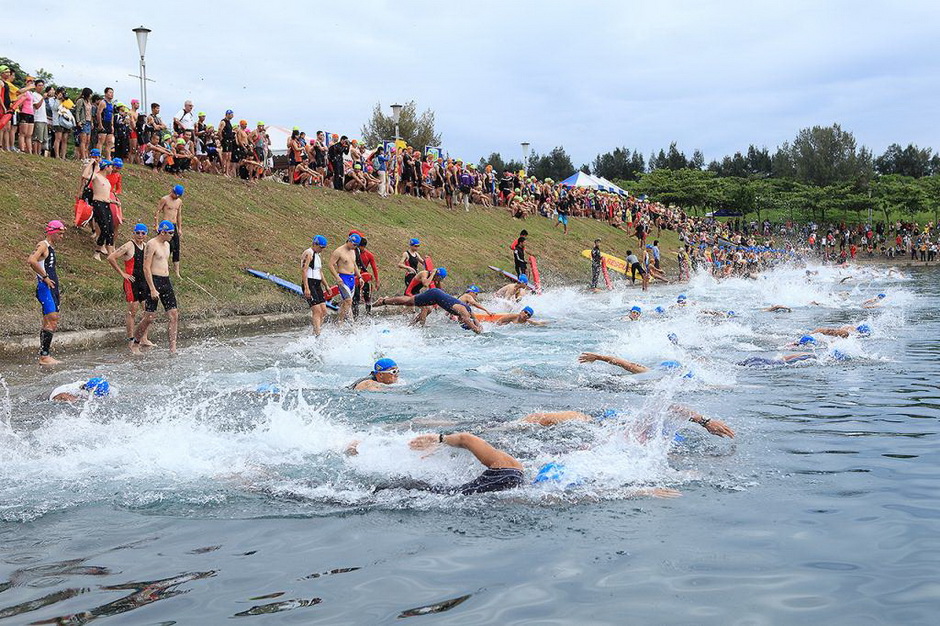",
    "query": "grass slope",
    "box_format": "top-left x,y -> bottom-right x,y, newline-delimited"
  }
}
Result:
0,151 -> 679,336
